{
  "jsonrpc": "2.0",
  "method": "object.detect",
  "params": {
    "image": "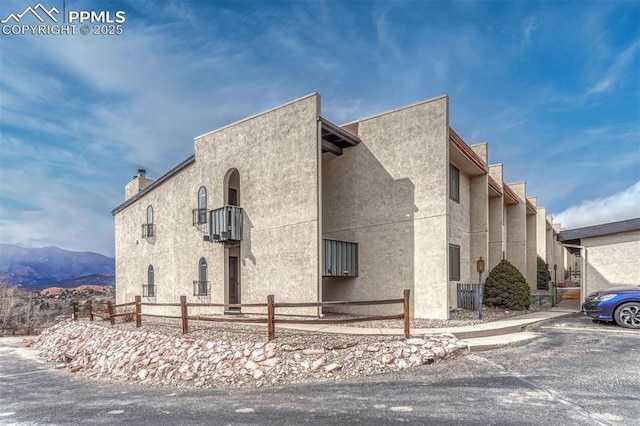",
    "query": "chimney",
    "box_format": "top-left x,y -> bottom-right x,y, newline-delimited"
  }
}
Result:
125,168 -> 154,200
